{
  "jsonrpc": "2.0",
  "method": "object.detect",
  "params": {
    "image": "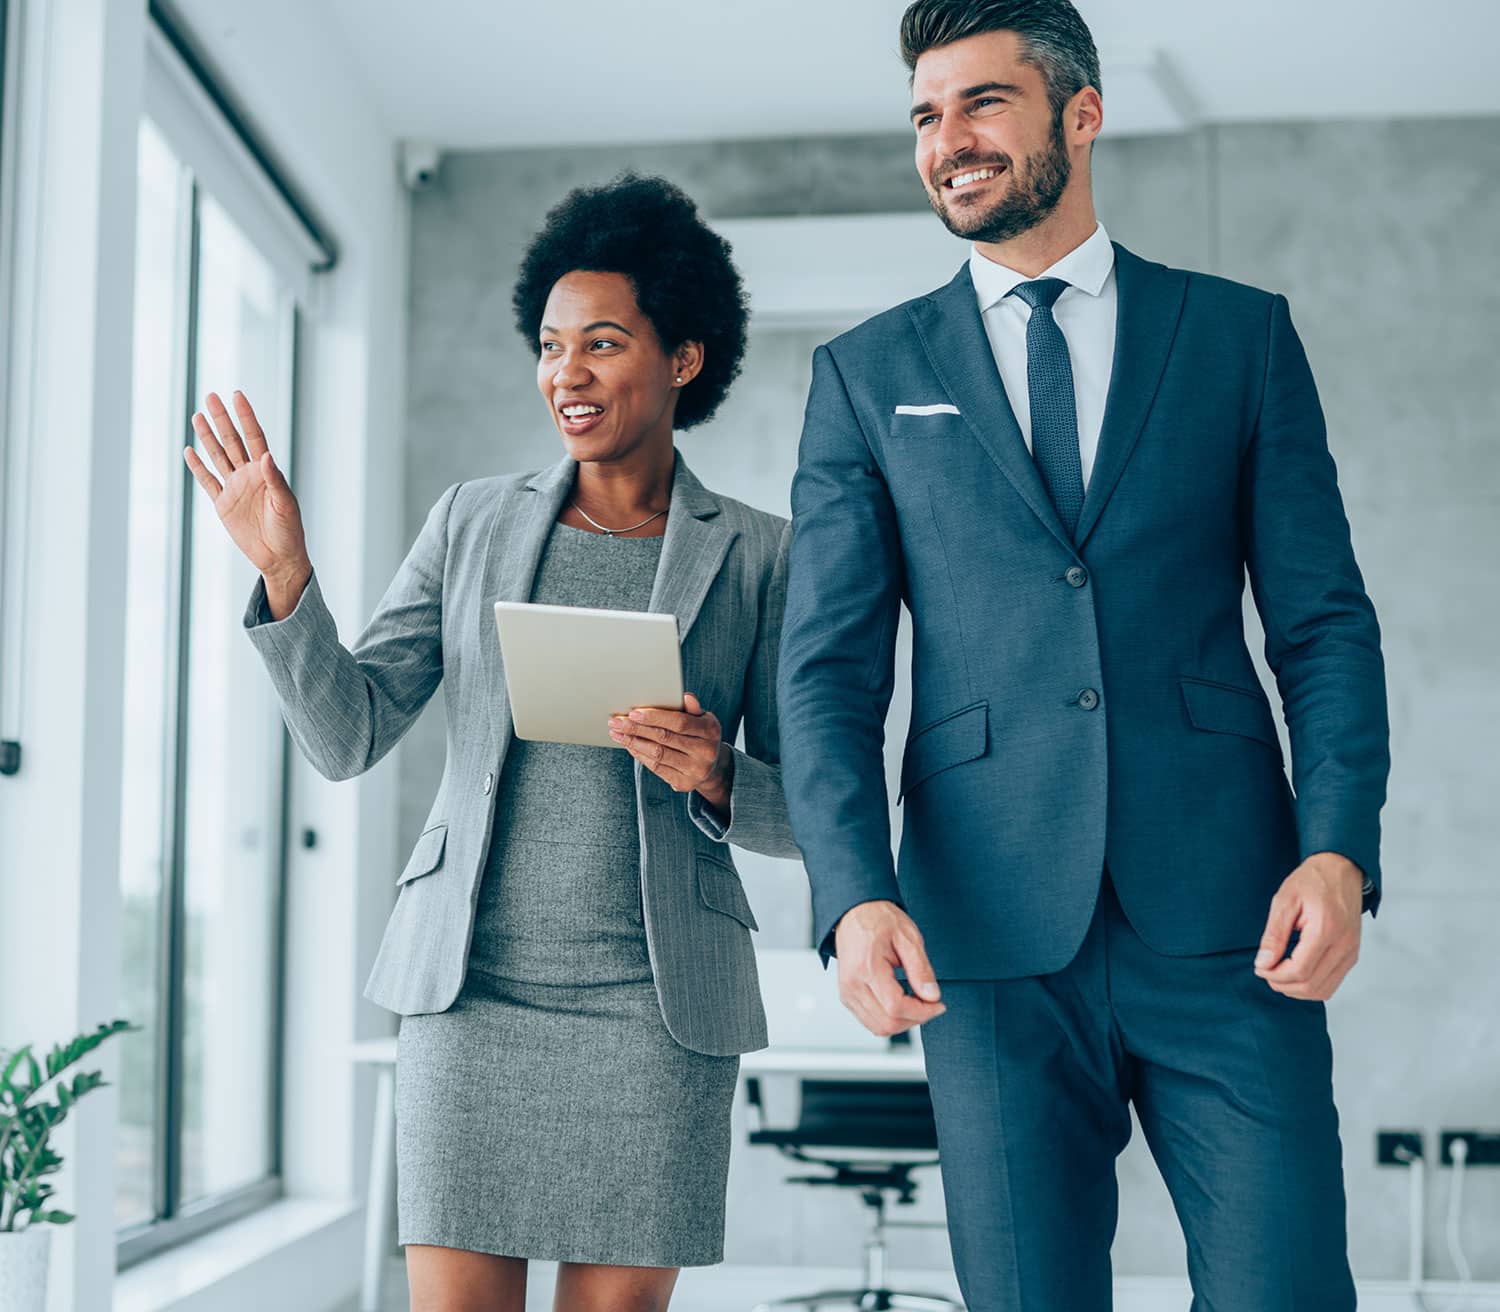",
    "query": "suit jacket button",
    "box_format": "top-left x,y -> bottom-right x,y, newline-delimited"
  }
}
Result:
482,771 -> 494,795
1077,688 -> 1100,710
1065,566 -> 1089,588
